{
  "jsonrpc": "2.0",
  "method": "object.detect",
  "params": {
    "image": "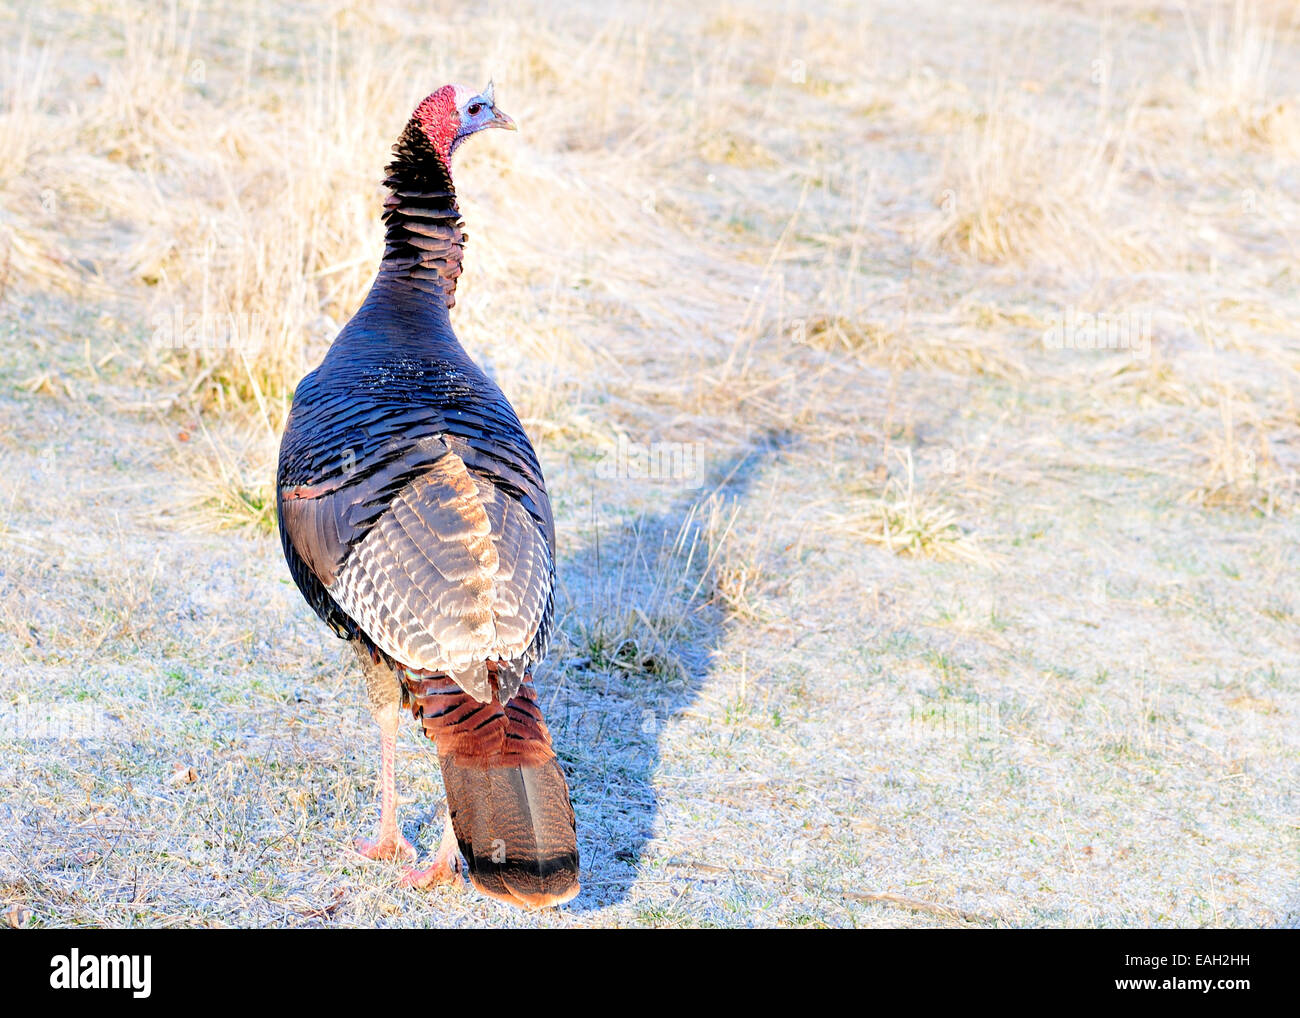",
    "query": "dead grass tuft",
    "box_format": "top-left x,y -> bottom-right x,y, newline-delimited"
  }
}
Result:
565,496 -> 735,685
169,419 -> 277,535
1184,392 -> 1298,515
923,103 -> 1154,271
797,309 -> 1025,378
835,450 -> 993,566
1183,0 -> 1300,155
